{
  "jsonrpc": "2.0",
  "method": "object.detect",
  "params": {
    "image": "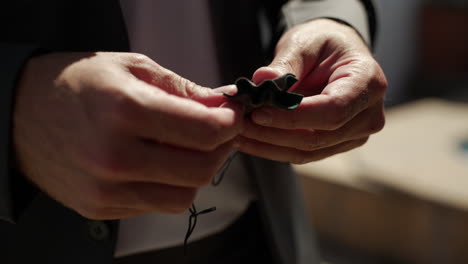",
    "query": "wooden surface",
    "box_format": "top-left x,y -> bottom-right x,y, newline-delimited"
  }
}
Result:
357,99 -> 468,210
295,99 -> 468,264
